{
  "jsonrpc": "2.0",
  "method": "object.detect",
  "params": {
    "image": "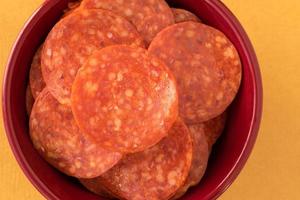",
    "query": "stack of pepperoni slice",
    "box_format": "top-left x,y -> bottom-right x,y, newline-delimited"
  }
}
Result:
26,1 -> 241,199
